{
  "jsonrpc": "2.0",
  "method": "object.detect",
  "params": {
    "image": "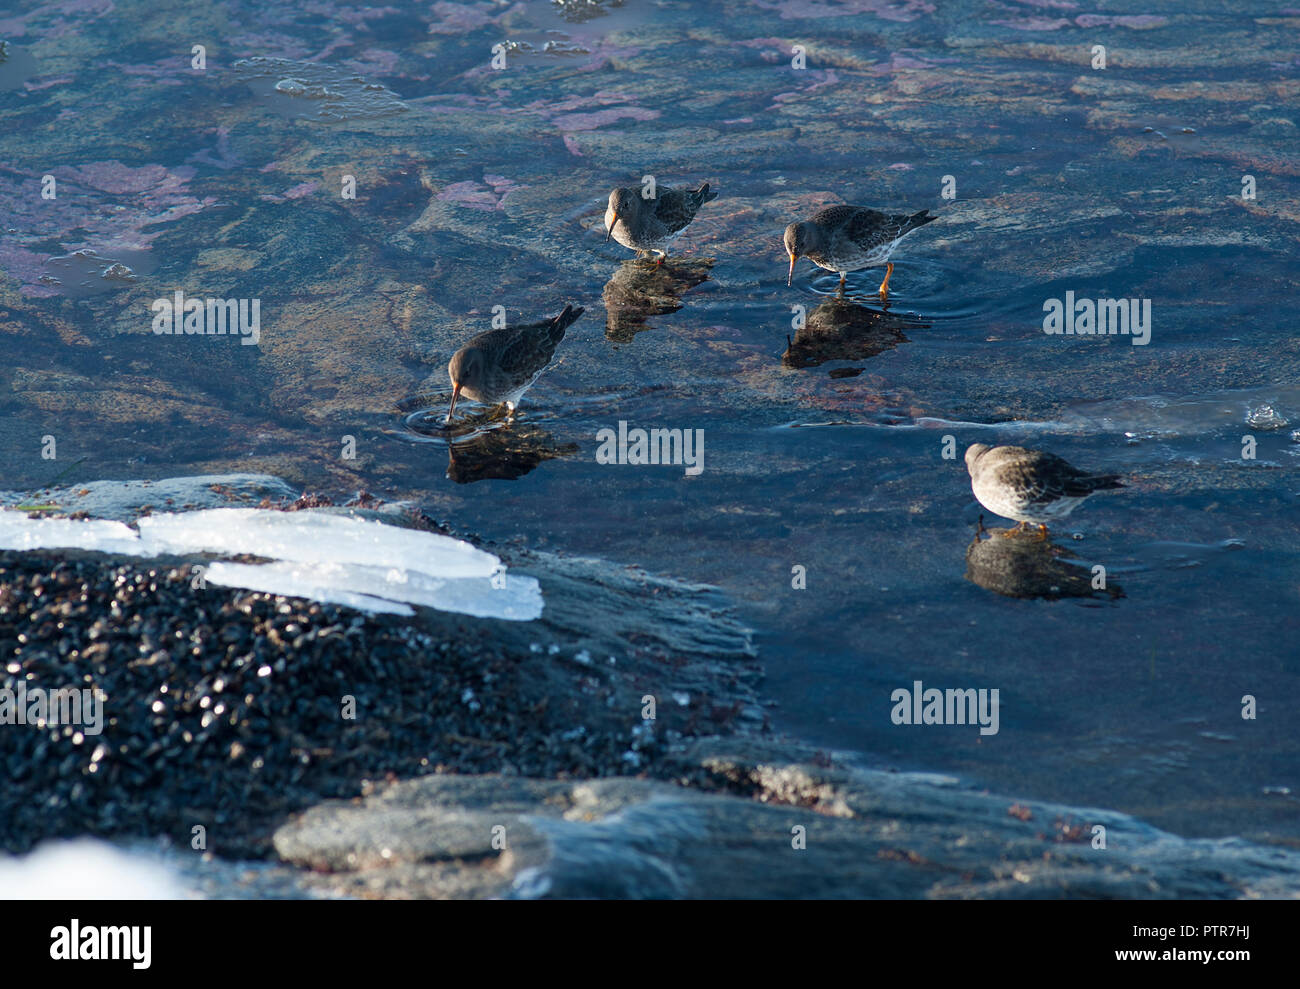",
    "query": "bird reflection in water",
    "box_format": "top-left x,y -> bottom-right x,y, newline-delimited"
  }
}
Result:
602,258 -> 714,342
400,402 -> 576,484
782,297 -> 929,372
965,519 -> 1124,601
445,423 -> 576,483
